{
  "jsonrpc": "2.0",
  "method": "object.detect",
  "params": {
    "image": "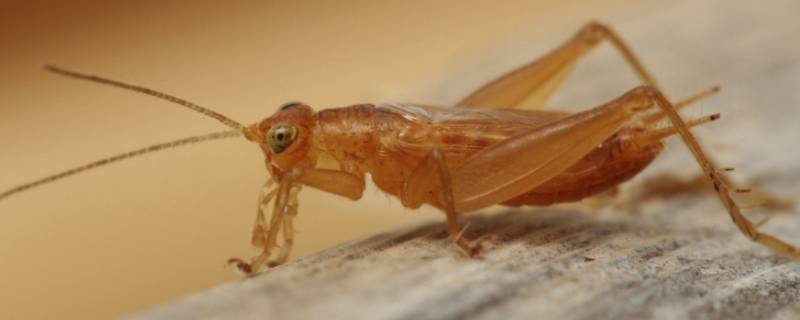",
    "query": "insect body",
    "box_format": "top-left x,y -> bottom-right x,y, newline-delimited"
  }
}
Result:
3,22 -> 798,274
307,103 -> 660,209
